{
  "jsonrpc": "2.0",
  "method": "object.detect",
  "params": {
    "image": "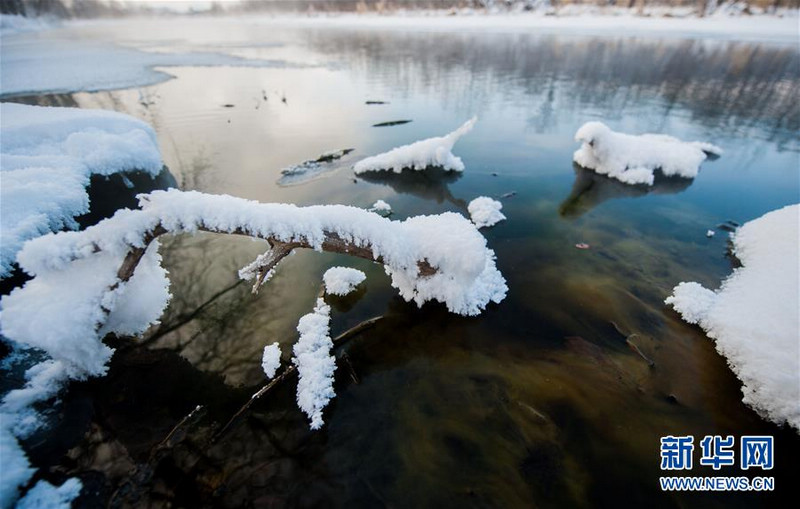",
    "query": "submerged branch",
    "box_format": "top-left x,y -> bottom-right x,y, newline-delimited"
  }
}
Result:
211,315 -> 384,442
